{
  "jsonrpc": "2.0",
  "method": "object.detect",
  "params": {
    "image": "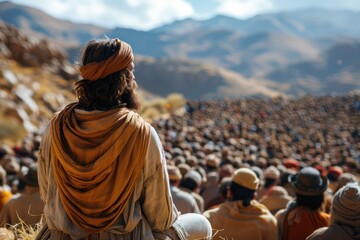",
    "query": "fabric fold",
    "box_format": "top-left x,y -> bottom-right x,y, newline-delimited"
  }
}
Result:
50,102 -> 151,233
